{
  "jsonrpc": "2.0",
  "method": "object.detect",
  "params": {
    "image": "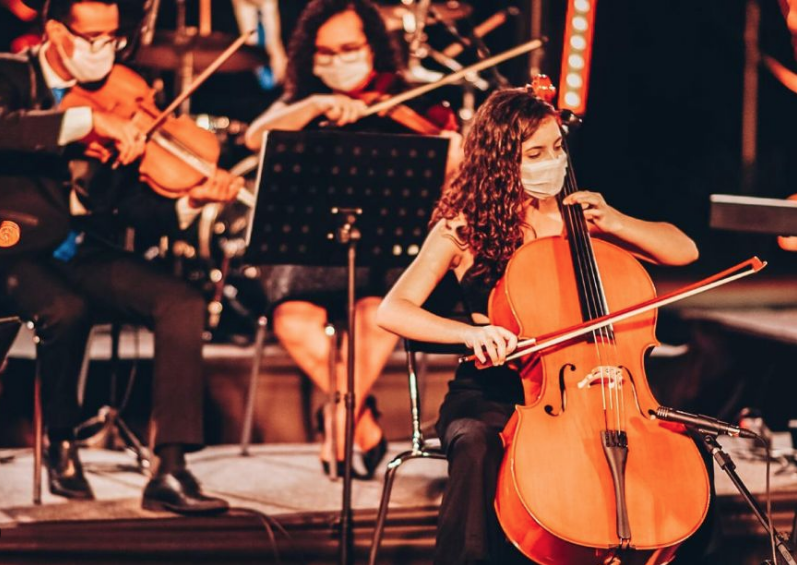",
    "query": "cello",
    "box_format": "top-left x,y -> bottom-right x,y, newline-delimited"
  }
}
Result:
490,78 -> 711,564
